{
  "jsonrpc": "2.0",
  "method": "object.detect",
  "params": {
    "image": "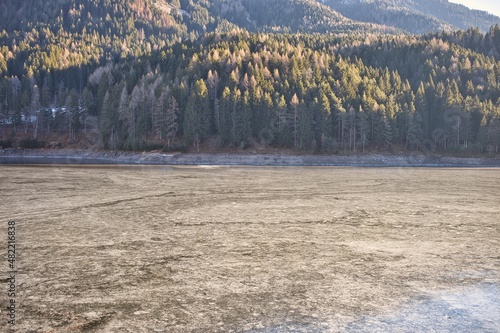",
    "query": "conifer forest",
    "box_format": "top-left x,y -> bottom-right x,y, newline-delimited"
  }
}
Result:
1,0 -> 500,154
